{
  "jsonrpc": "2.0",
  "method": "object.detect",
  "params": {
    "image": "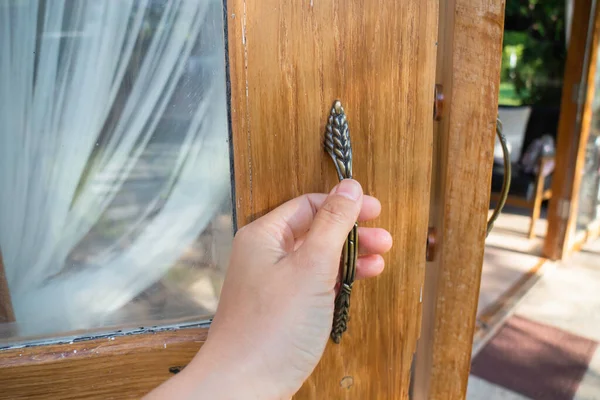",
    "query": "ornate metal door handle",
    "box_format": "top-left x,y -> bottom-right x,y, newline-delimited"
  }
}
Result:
324,100 -> 358,343
487,117 -> 511,236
